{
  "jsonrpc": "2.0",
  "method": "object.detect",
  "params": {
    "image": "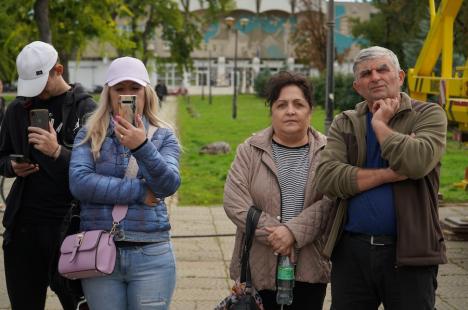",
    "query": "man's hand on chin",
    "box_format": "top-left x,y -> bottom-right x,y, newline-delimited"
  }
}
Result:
371,96 -> 400,125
